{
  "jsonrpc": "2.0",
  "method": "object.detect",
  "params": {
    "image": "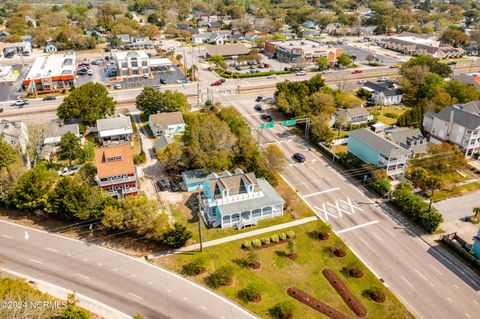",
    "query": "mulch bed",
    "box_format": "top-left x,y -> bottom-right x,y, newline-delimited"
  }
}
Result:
349,268 -> 364,279
248,261 -> 261,269
287,287 -> 350,319
333,248 -> 346,257
322,269 -> 367,318
242,237 -> 296,251
370,291 -> 386,303
318,232 -> 330,240
250,294 -> 262,303
225,278 -> 234,286
287,253 -> 298,260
